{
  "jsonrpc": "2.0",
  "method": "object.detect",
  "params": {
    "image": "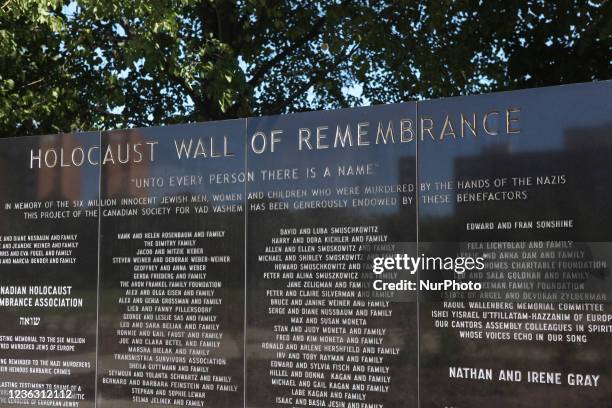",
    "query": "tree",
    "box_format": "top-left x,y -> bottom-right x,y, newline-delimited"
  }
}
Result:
0,0 -> 83,135
0,0 -> 610,137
